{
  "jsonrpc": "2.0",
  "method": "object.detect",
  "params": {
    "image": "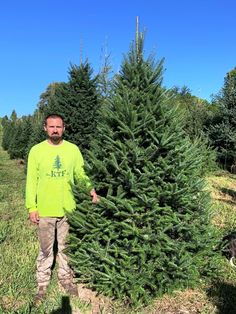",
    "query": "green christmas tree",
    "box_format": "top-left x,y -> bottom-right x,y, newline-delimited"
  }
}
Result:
67,32 -> 221,306
8,115 -> 32,159
25,84 -> 61,157
65,62 -> 100,153
1,115 -> 10,151
2,110 -> 17,152
40,62 -> 100,155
